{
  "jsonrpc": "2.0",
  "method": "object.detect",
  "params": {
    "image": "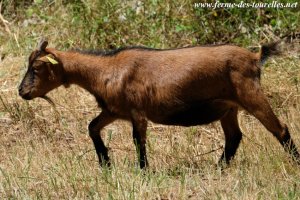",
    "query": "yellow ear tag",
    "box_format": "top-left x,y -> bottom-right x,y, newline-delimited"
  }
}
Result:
46,56 -> 58,64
